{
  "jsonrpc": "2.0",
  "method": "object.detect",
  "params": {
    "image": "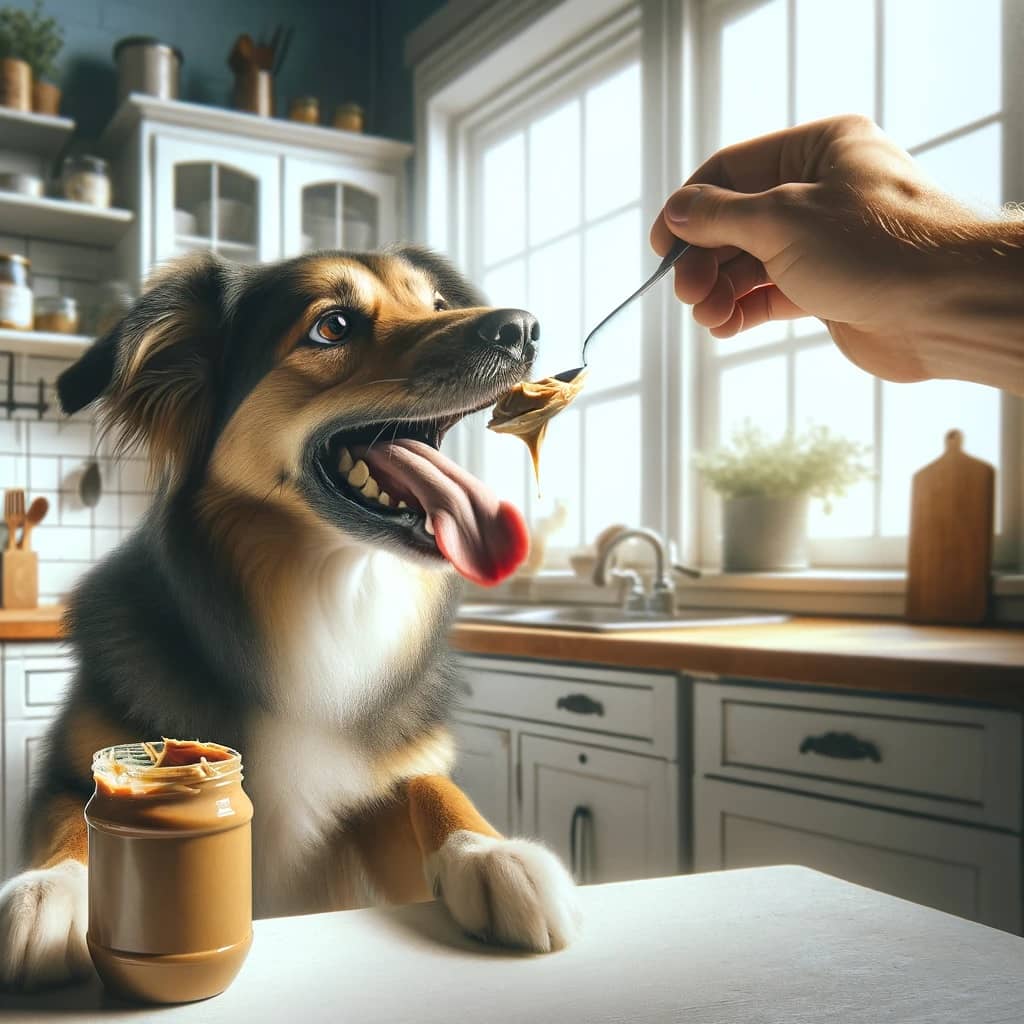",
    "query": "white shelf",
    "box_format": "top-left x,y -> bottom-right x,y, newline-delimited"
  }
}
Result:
0,106 -> 75,160
0,328 -> 92,358
0,191 -> 133,246
174,234 -> 257,257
